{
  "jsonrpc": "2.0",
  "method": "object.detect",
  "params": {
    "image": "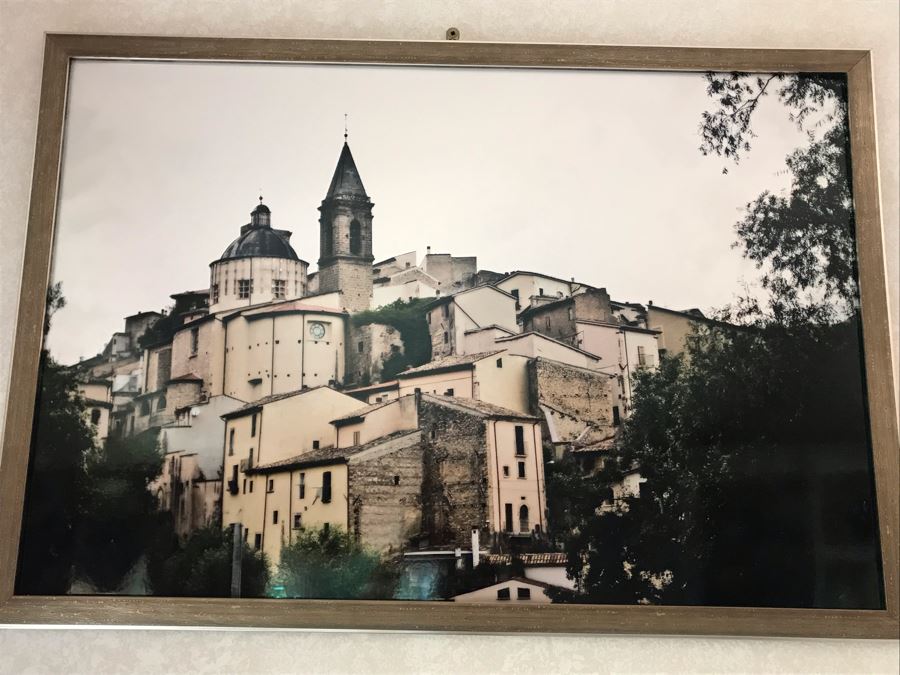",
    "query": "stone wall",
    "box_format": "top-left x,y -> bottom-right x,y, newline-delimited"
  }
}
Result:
346,322 -> 404,386
527,357 -> 617,445
417,398 -> 489,547
318,258 -> 373,313
523,287 -> 613,347
349,431 -> 424,553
